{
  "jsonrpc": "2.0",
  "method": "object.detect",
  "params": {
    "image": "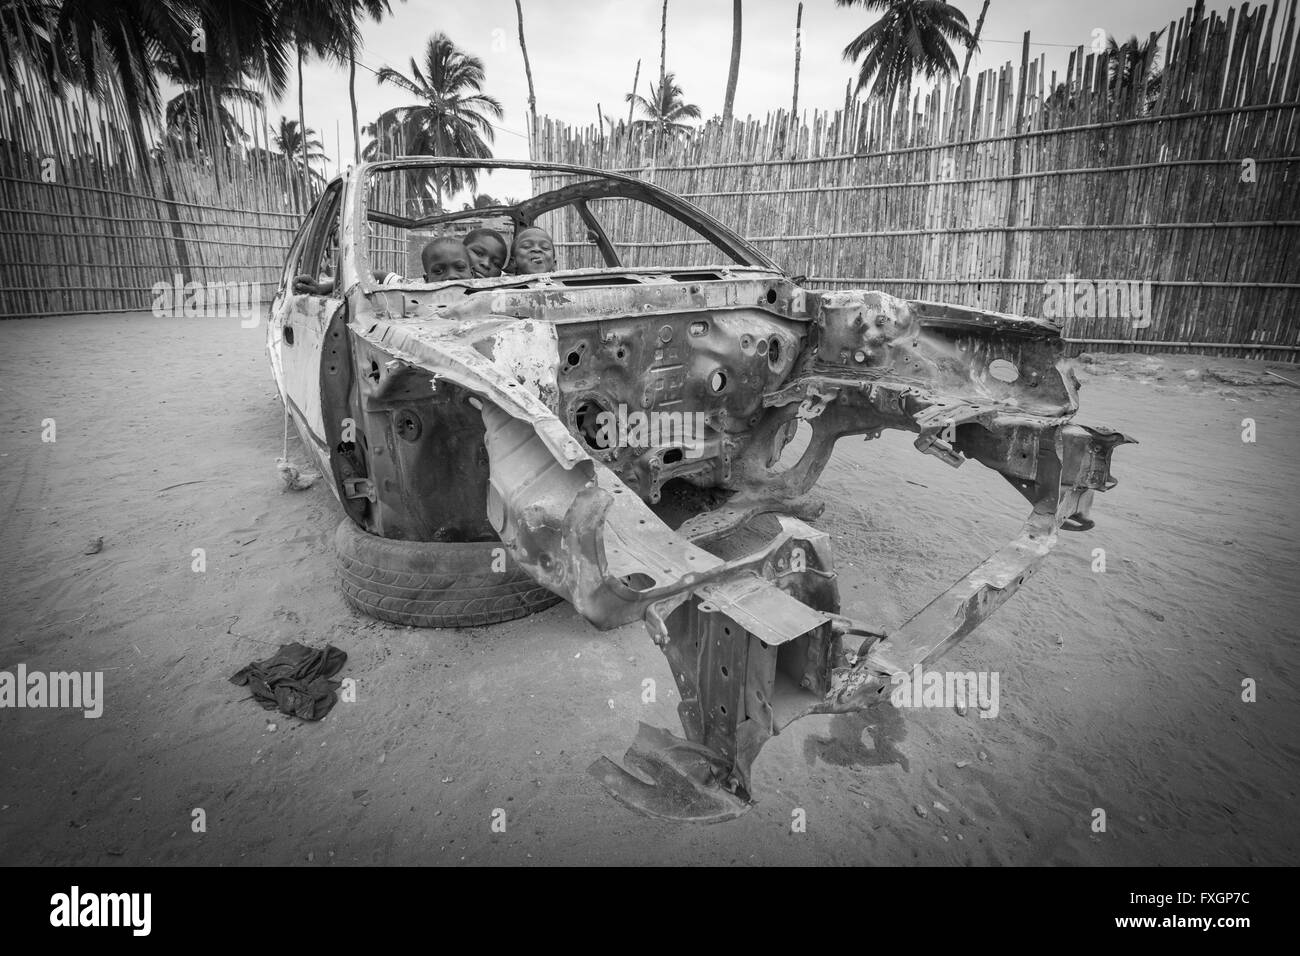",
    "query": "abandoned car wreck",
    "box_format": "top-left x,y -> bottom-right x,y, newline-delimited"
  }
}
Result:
268,158 -> 1133,821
